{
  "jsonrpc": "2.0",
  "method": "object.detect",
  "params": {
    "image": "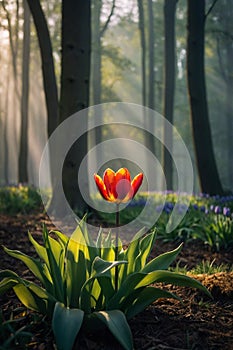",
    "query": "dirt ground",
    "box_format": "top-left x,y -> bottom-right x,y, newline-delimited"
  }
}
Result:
0,212 -> 233,349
